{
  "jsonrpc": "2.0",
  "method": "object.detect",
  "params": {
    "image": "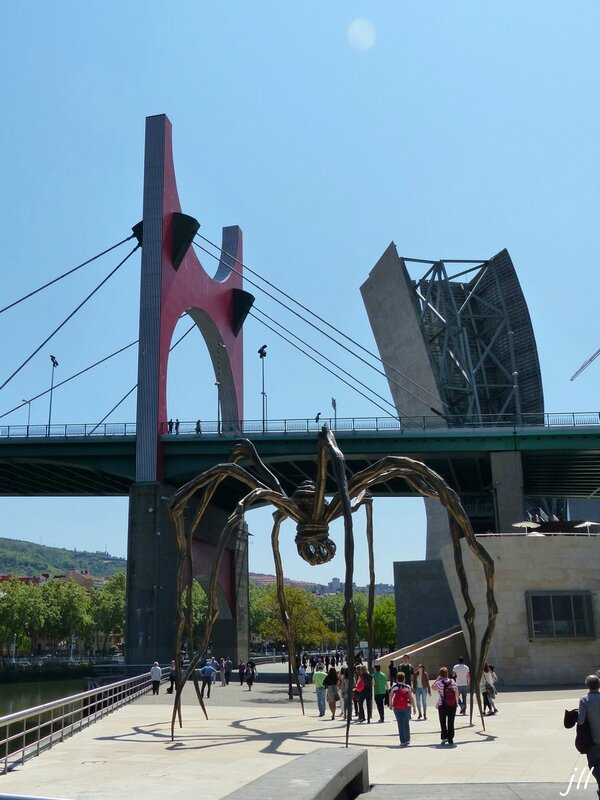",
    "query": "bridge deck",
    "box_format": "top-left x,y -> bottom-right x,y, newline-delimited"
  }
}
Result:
0,424 -> 598,499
